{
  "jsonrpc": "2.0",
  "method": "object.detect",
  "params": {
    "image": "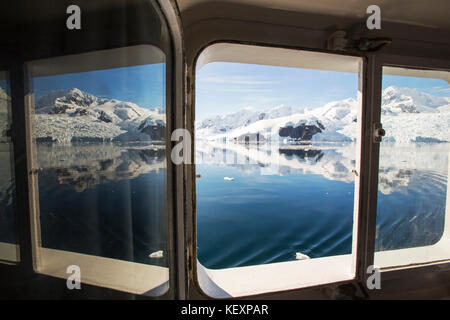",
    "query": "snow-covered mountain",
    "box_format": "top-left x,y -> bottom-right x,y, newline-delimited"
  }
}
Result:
196,86 -> 450,144
196,105 -> 305,138
34,88 -> 165,143
382,86 -> 449,114
196,98 -> 357,142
